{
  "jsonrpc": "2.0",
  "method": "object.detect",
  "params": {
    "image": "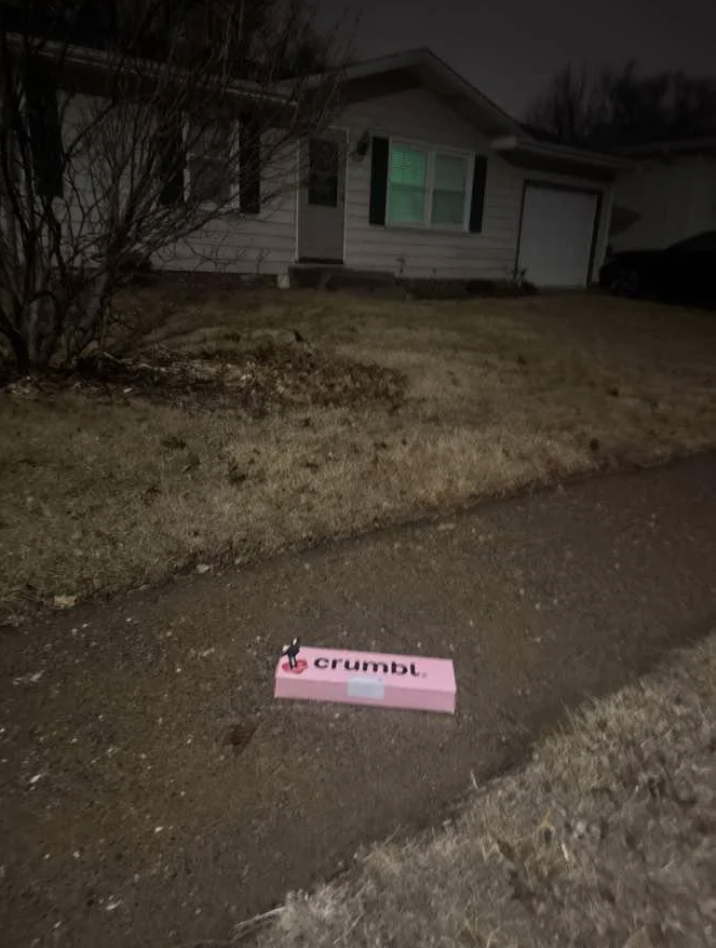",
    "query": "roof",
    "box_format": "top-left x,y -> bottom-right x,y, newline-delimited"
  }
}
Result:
7,25 -> 632,178
338,48 -> 529,140
336,49 -> 631,178
519,123 -> 565,144
3,31 -> 291,108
